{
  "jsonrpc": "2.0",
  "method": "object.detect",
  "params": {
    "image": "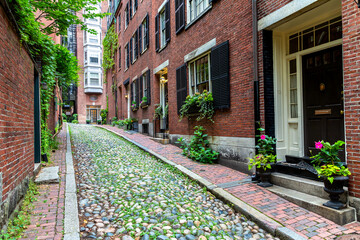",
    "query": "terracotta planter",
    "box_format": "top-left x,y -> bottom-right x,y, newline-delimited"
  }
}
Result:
323,175 -> 349,210
257,163 -> 274,187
